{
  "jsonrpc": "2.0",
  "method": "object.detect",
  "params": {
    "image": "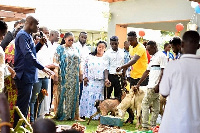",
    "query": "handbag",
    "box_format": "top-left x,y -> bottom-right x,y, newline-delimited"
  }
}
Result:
4,65 -> 11,78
